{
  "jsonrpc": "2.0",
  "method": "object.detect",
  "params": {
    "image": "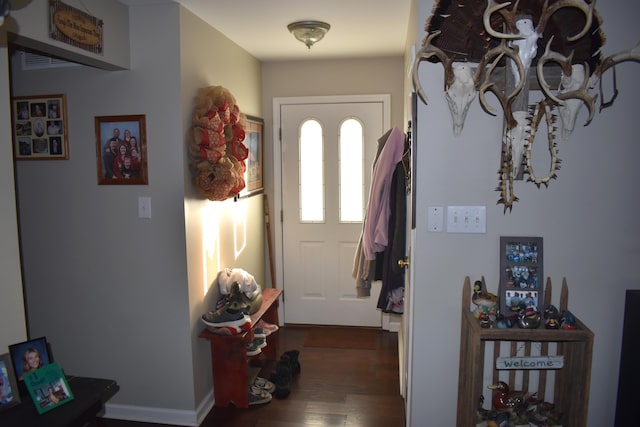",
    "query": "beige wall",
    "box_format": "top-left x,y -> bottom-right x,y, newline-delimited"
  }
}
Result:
261,56 -> 404,200
0,33 -> 27,352
407,1 -> 640,425
7,2 -> 263,425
